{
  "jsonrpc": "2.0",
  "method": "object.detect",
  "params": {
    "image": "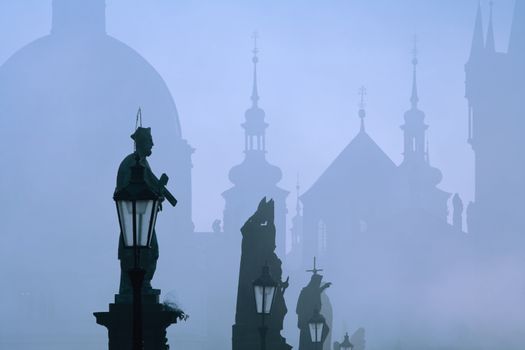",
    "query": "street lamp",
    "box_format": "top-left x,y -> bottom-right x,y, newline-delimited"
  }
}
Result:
308,309 -> 326,350
253,264 -> 277,350
340,332 -> 354,350
114,155 -> 163,350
